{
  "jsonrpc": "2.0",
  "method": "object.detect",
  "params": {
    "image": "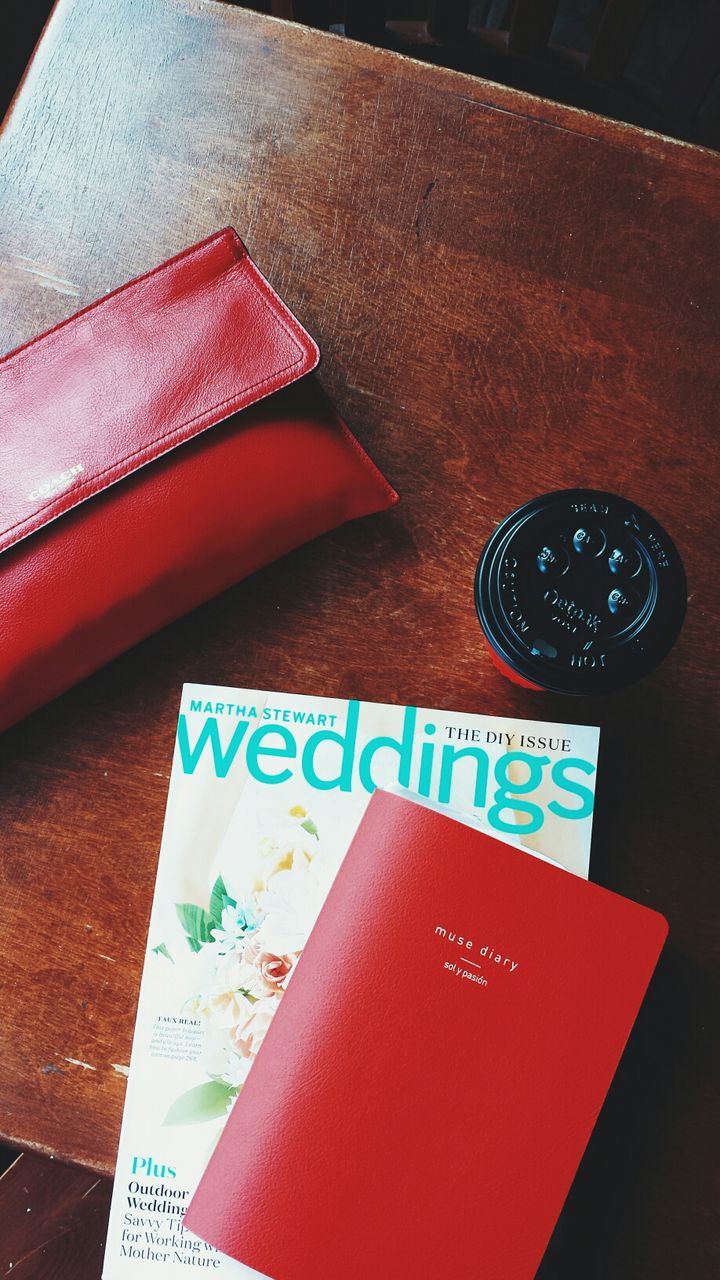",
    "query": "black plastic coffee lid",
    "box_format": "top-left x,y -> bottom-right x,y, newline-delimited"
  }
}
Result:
475,490 -> 687,695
